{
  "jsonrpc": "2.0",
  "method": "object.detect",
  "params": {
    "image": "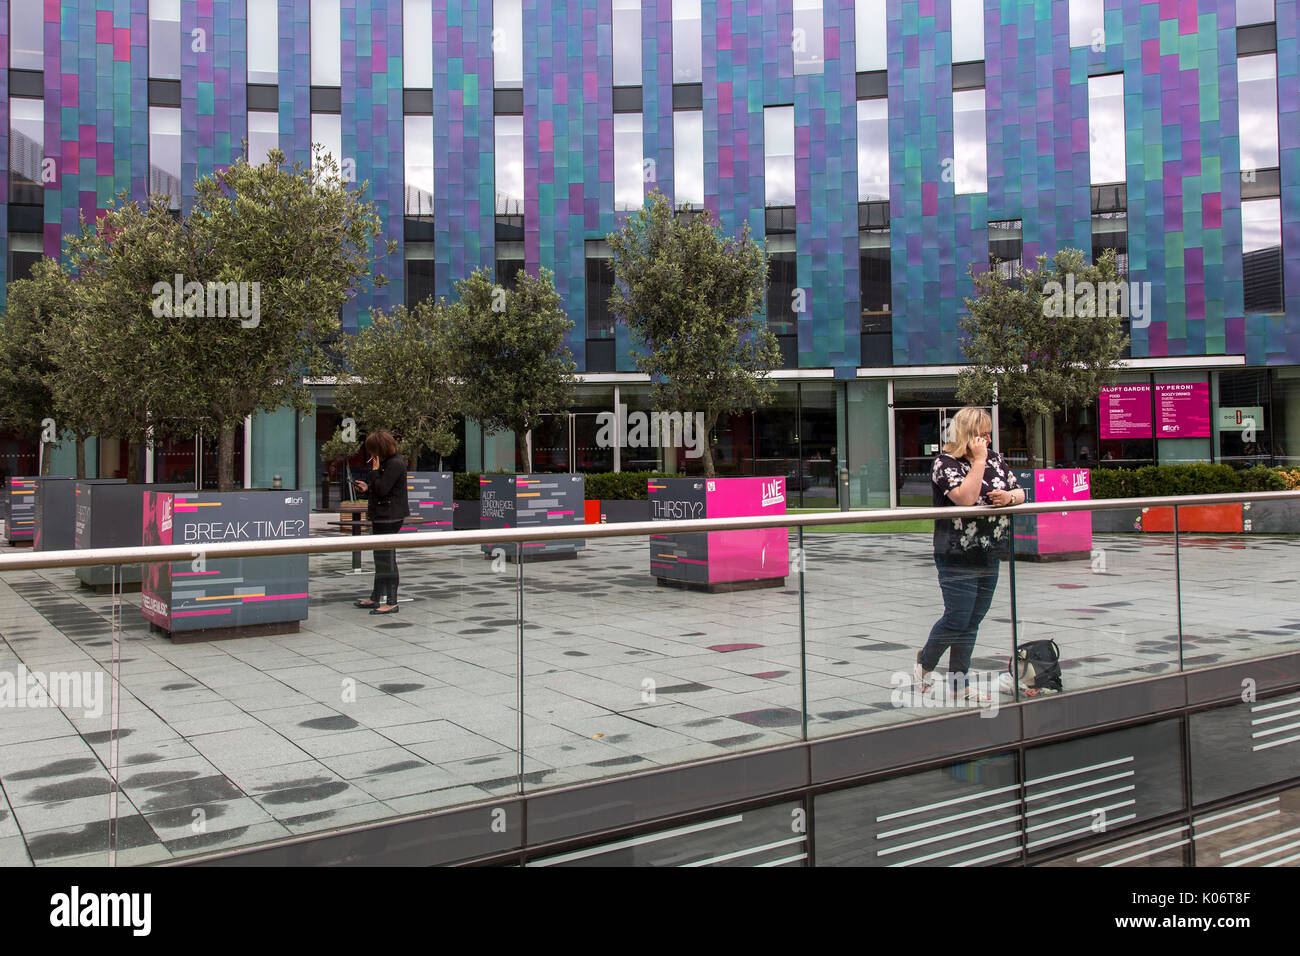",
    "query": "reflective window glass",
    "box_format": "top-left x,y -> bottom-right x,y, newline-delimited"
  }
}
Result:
673,0 -> 702,83
952,88 -> 986,194
673,110 -> 704,208
247,0 -> 279,84
765,106 -> 795,207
